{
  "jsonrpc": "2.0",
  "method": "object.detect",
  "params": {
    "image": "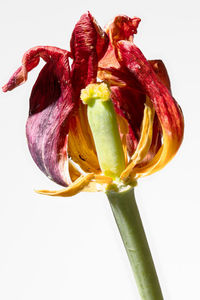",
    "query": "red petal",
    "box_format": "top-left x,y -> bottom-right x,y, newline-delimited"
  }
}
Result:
70,11 -> 108,97
98,15 -> 141,86
149,60 -> 171,91
105,15 -> 141,45
117,41 -> 184,163
3,46 -> 75,186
